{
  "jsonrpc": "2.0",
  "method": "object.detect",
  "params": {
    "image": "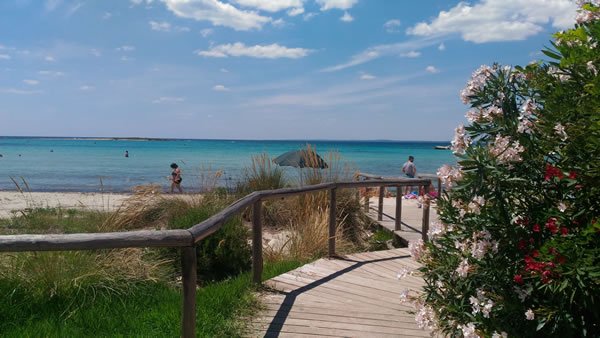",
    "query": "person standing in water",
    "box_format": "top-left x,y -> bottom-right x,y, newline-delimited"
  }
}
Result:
401,155 -> 417,195
124,150 -> 129,158
170,163 -> 183,193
